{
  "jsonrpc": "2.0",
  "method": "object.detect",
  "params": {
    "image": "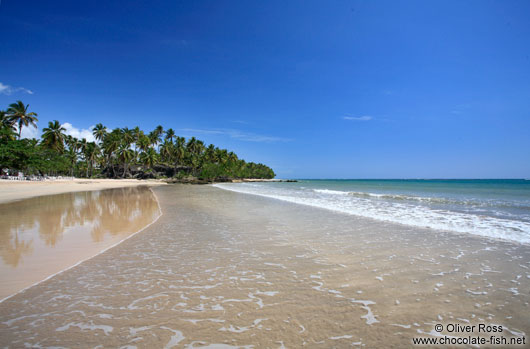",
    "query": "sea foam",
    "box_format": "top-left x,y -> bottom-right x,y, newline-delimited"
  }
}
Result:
214,183 -> 530,244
